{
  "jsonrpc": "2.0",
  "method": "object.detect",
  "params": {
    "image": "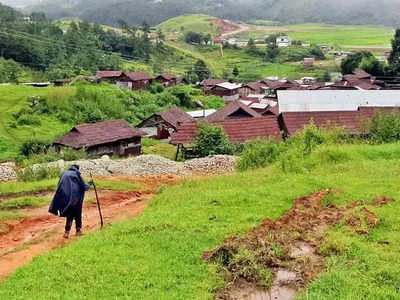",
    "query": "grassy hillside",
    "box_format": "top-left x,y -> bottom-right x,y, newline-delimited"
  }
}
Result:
0,85 -> 73,162
0,142 -> 400,298
159,14 -> 218,36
